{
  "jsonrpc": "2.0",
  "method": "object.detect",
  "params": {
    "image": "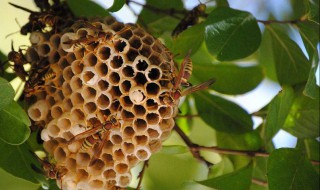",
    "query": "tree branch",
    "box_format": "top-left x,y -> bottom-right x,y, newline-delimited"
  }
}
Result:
252,178 -> 268,187
135,160 -> 149,190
